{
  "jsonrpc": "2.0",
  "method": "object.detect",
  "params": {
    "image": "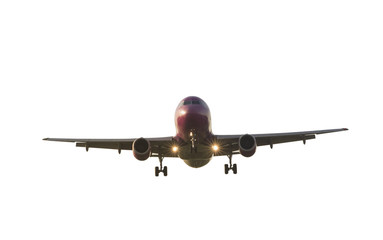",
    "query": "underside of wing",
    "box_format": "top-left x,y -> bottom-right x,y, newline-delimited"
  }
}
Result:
214,128 -> 348,155
43,137 -> 176,157
253,128 -> 348,147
